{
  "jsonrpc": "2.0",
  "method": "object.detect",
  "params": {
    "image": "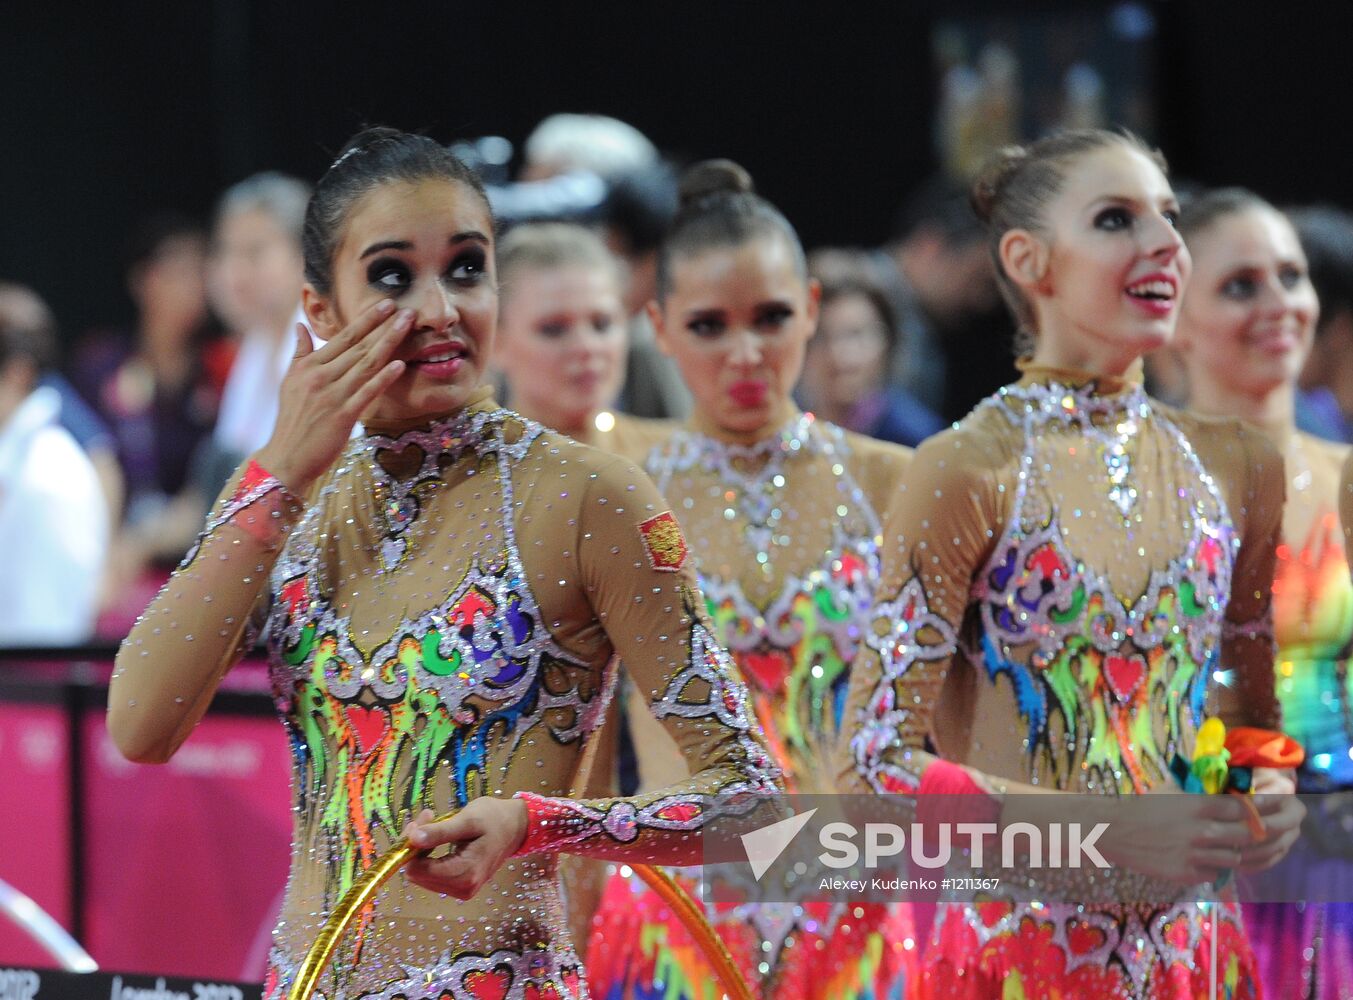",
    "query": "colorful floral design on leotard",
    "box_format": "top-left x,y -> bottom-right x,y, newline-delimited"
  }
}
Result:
1246,504 -> 1353,1000
925,900 -> 1256,1000
270,425 -> 607,962
966,380 -> 1239,795
272,548 -> 603,957
1273,508 -> 1353,786
845,369 -> 1276,998
589,416 -> 915,1000
648,415 -> 885,784
974,512 -> 1231,793
258,404 -> 776,991
700,540 -> 878,783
